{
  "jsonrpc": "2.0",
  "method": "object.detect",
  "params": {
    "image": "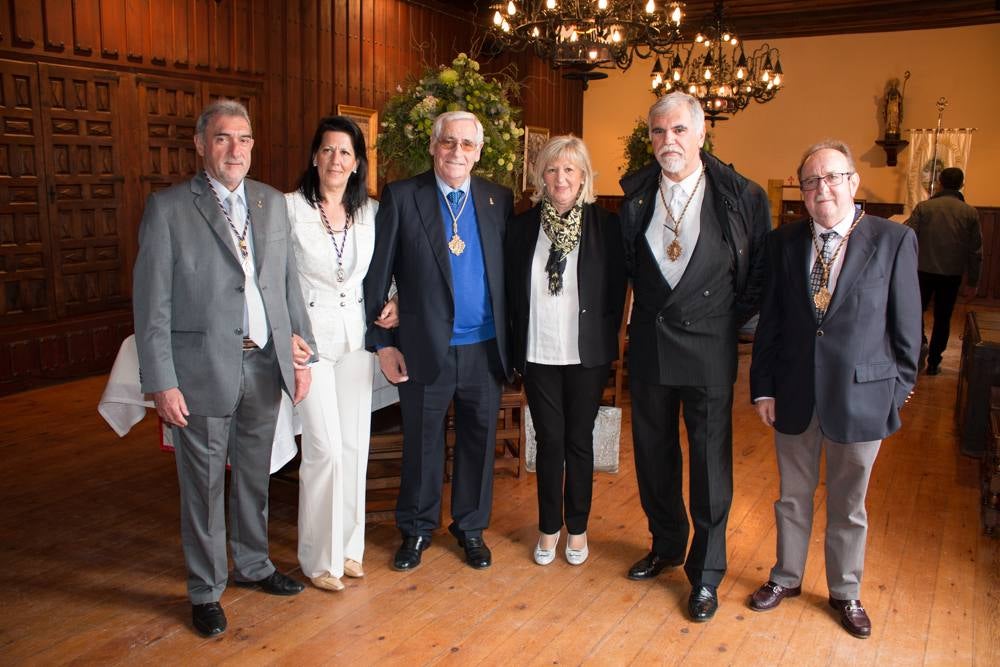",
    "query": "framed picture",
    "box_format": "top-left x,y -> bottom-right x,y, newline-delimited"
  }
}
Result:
337,104 -> 379,196
523,125 -> 550,191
